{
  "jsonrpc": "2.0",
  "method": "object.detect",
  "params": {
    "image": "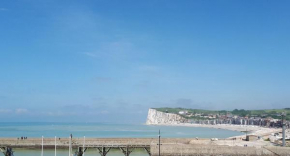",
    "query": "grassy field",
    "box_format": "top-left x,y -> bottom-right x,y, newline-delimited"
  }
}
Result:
154,107 -> 290,120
